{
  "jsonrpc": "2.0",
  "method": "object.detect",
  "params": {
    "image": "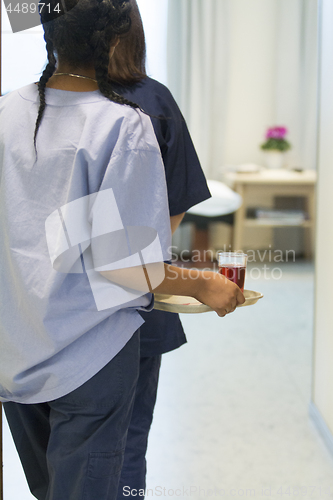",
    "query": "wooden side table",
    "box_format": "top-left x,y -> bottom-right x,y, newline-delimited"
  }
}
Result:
225,169 -> 317,259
